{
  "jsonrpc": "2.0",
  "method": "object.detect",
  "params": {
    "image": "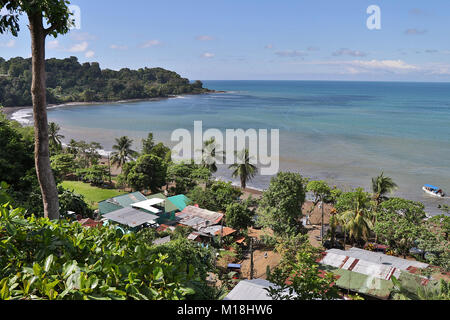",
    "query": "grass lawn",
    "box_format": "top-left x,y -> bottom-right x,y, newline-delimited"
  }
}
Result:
60,181 -> 126,209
